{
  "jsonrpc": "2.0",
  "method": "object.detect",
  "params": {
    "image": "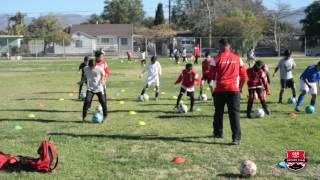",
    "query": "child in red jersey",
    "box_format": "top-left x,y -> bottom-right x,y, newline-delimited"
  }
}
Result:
200,51 -> 214,98
246,60 -> 271,118
174,63 -> 199,112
